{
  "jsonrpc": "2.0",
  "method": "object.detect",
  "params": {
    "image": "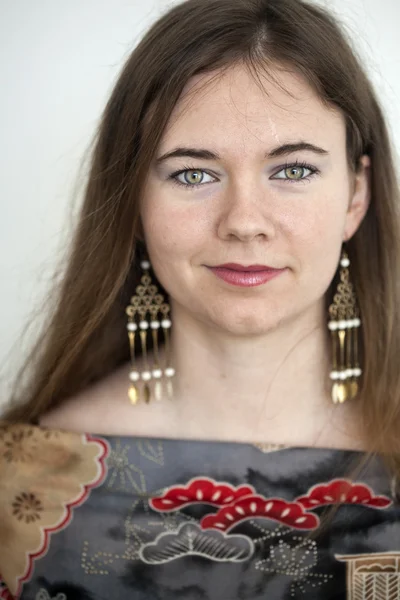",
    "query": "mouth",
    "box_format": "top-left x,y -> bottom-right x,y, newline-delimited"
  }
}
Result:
206,264 -> 286,287
212,263 -> 278,272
